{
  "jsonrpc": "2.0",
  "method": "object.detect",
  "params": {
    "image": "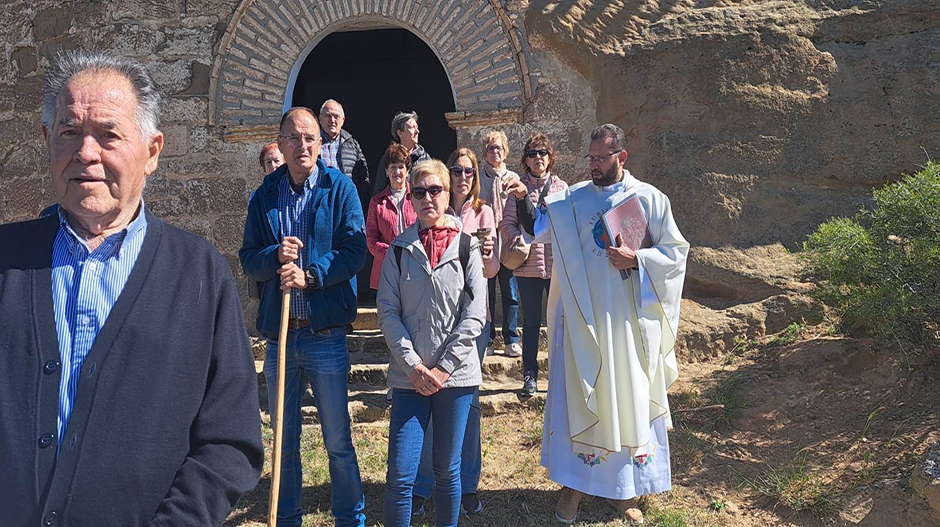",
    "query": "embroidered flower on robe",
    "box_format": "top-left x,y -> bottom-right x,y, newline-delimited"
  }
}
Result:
577,450 -> 609,467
